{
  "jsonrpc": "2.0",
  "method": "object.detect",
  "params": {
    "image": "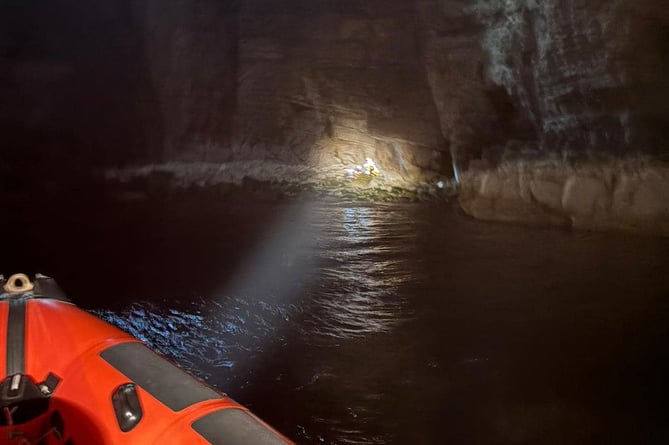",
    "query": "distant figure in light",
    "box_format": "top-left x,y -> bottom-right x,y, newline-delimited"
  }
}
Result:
363,158 -> 380,177
344,158 -> 380,179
